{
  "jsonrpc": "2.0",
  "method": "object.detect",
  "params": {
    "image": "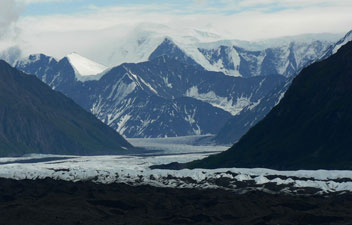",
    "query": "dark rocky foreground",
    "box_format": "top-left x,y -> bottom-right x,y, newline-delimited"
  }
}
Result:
0,178 -> 352,225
